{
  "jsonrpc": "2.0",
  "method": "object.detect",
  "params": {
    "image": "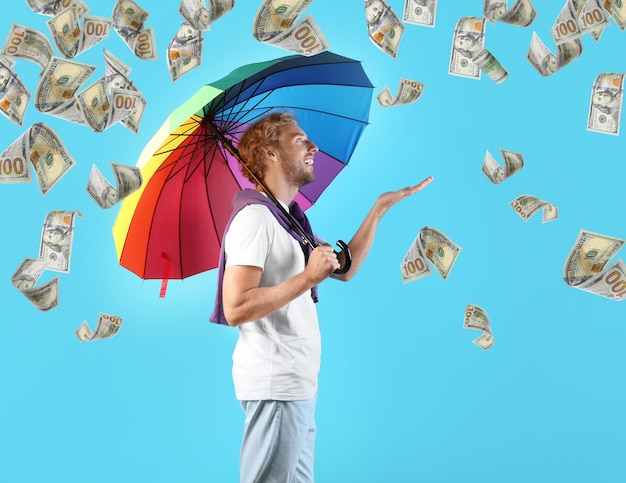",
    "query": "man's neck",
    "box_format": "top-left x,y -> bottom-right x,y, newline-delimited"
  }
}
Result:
258,179 -> 298,206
